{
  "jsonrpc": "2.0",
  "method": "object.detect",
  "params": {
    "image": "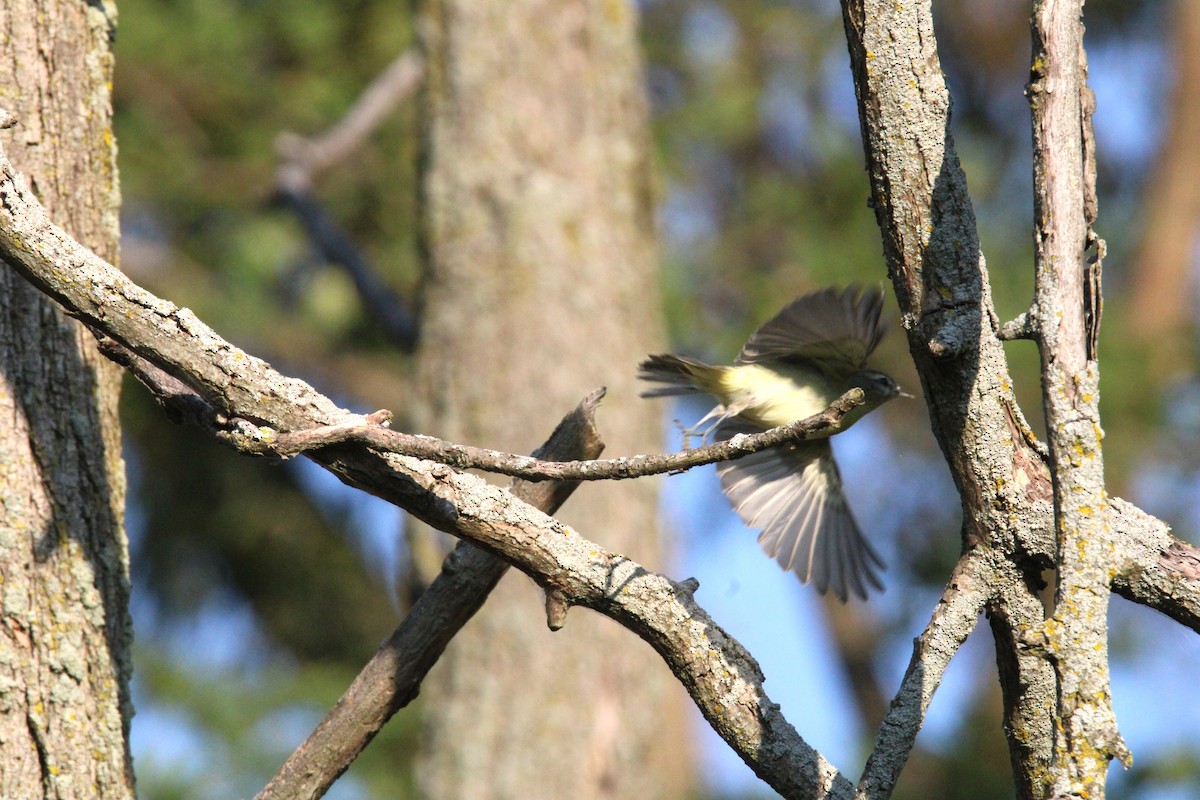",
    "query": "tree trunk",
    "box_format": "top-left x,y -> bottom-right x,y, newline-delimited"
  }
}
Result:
1128,0 -> 1200,372
0,2 -> 134,797
413,1 -> 690,798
